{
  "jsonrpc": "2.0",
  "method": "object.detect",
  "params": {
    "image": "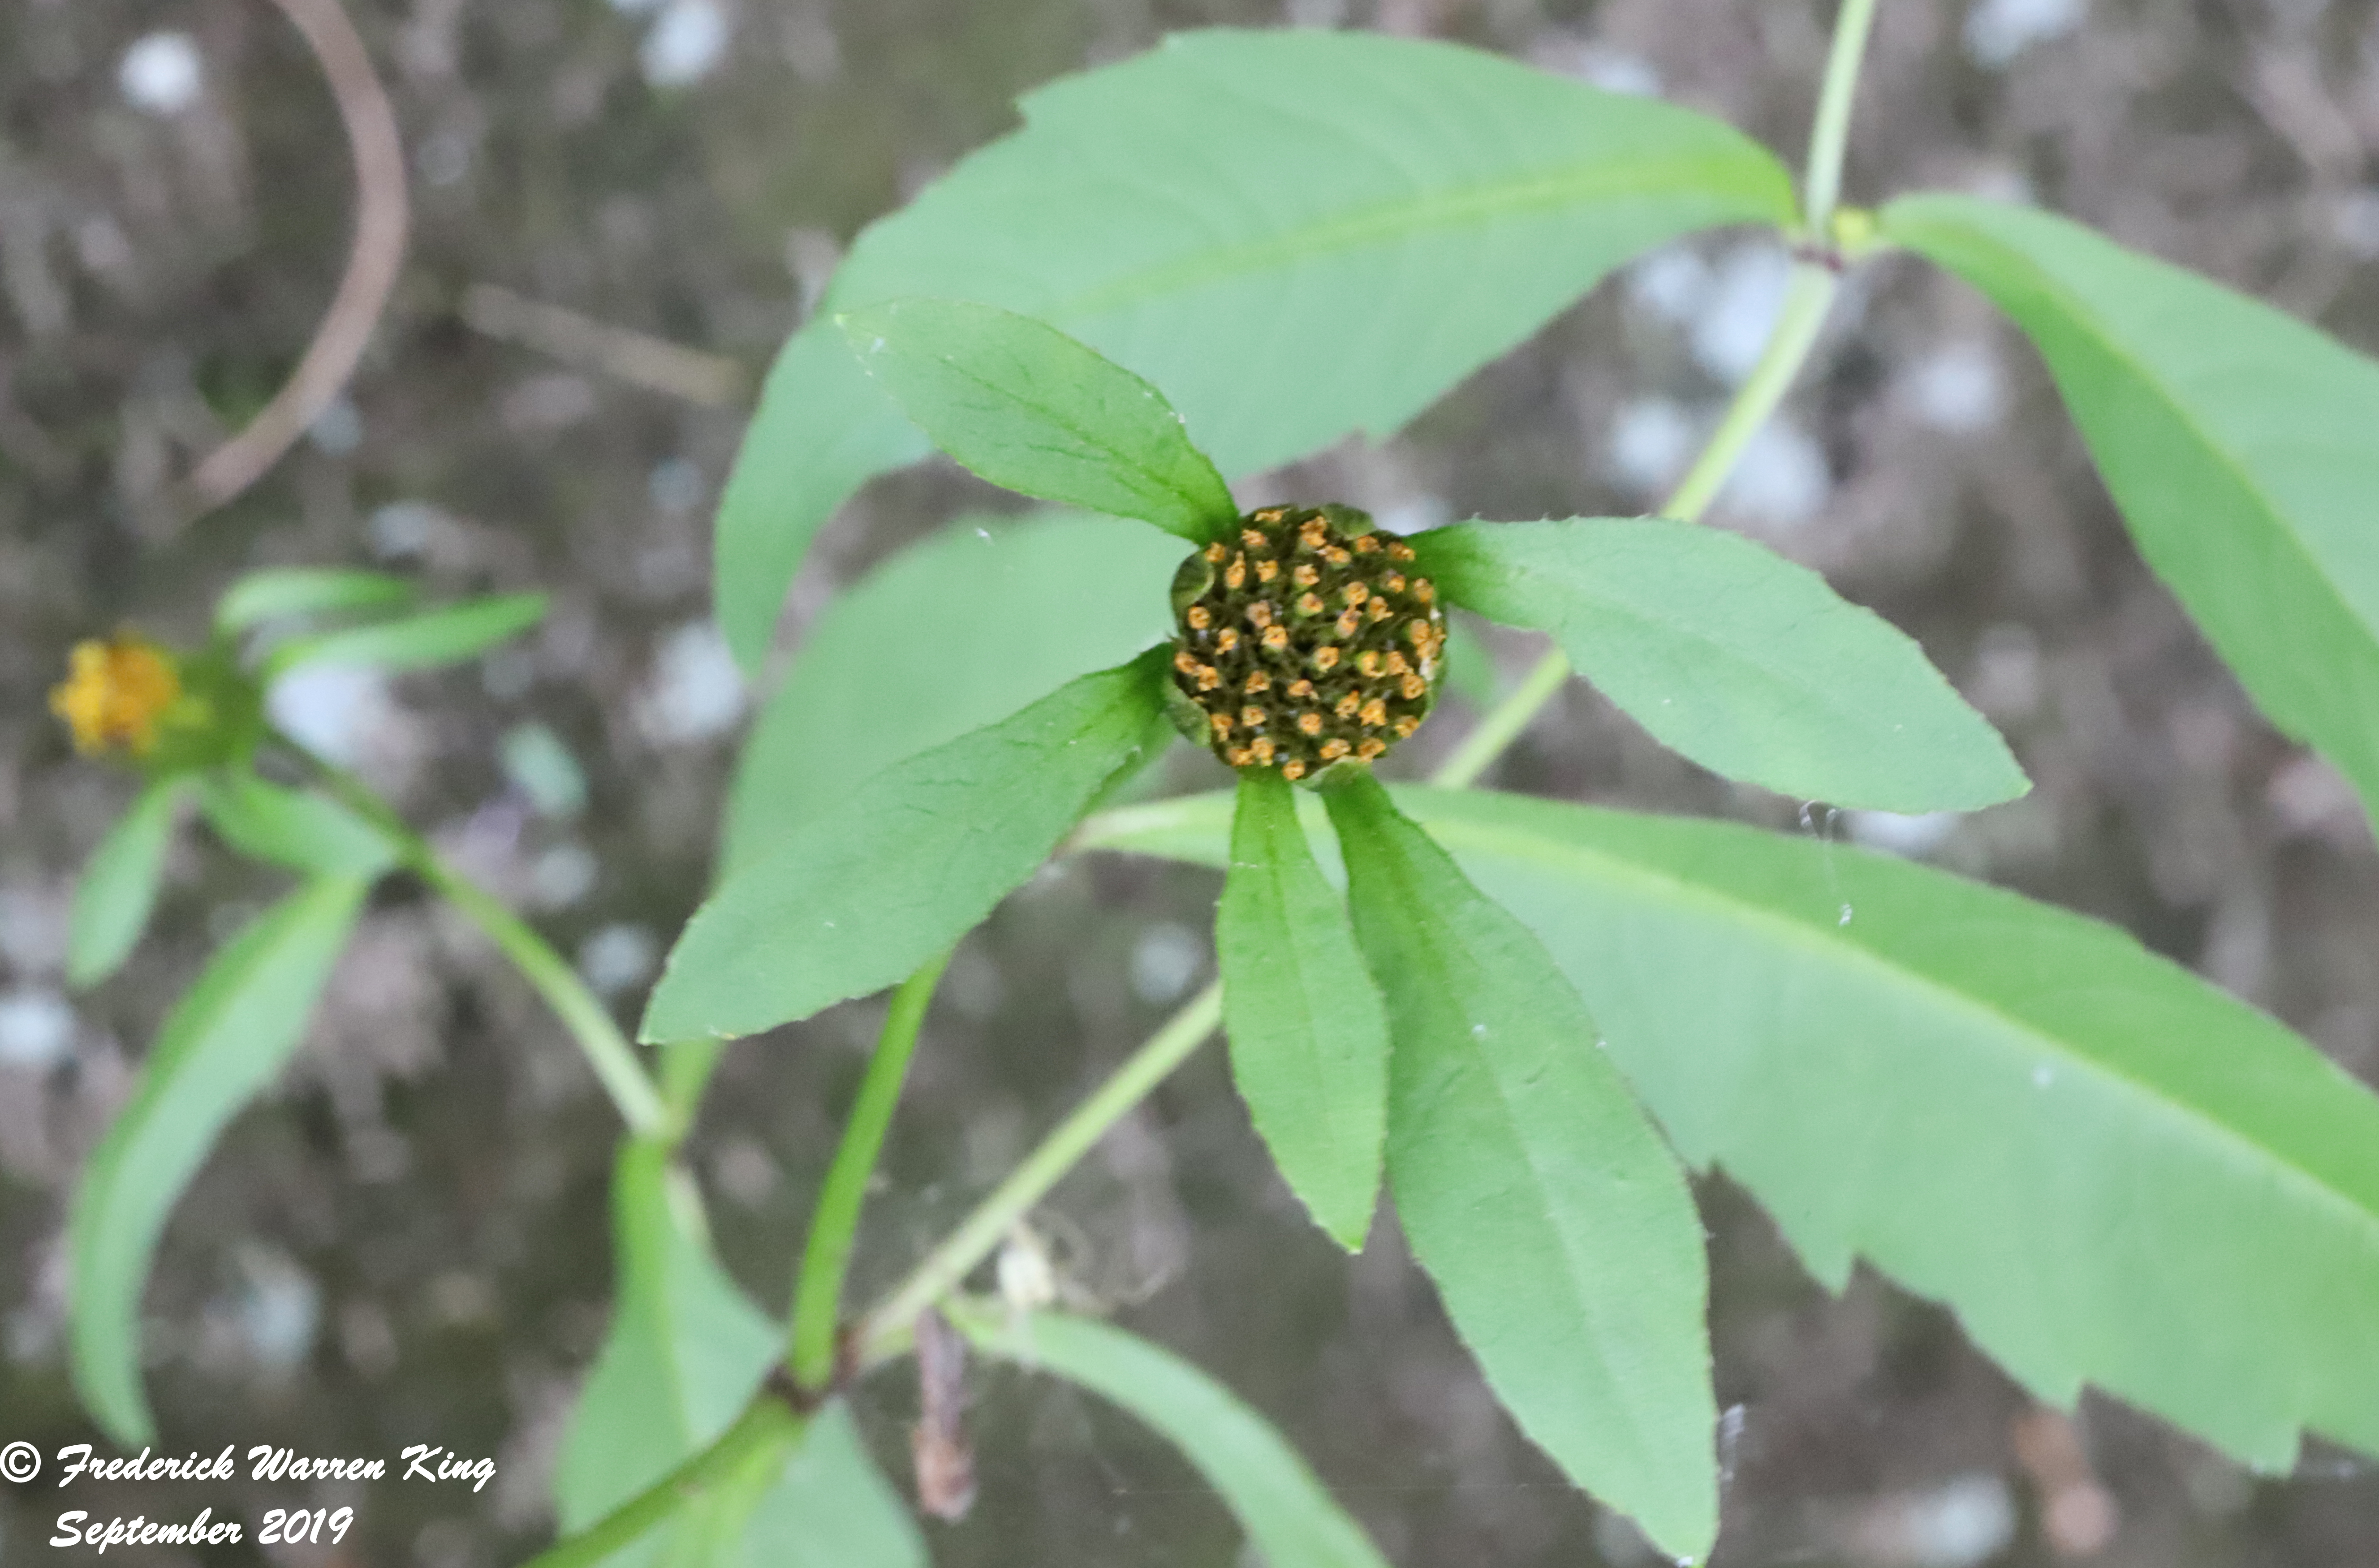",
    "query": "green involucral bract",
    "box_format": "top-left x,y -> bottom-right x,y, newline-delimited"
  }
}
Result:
839,298 -> 1238,545
1082,783 -> 2379,1474
1411,517 -> 2029,812
1216,770 -> 1389,1249
1321,771 -> 1719,1563
712,27 -> 1799,667
722,512 -> 1182,876
642,649 -> 1175,1042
